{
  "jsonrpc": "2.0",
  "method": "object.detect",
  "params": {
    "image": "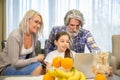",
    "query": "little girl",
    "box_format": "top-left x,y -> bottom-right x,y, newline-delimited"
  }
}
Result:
44,31 -> 76,71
